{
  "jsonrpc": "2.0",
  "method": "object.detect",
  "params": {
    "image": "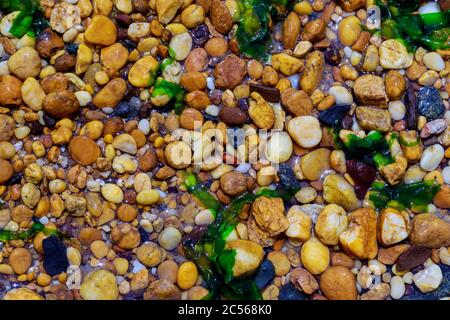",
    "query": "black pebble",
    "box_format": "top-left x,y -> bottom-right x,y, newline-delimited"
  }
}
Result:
191,25 -> 210,48
238,98 -> 250,112
114,102 -> 131,117
126,105 -> 140,119
417,86 -> 445,121
65,43 -> 79,56
43,114 -> 56,128
138,227 -> 150,243
279,283 -> 306,300
204,114 -> 219,122
319,104 -> 351,127
6,173 -> 22,185
278,163 -> 302,190
254,259 -> 275,289
120,39 -> 137,51
43,236 -> 69,276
